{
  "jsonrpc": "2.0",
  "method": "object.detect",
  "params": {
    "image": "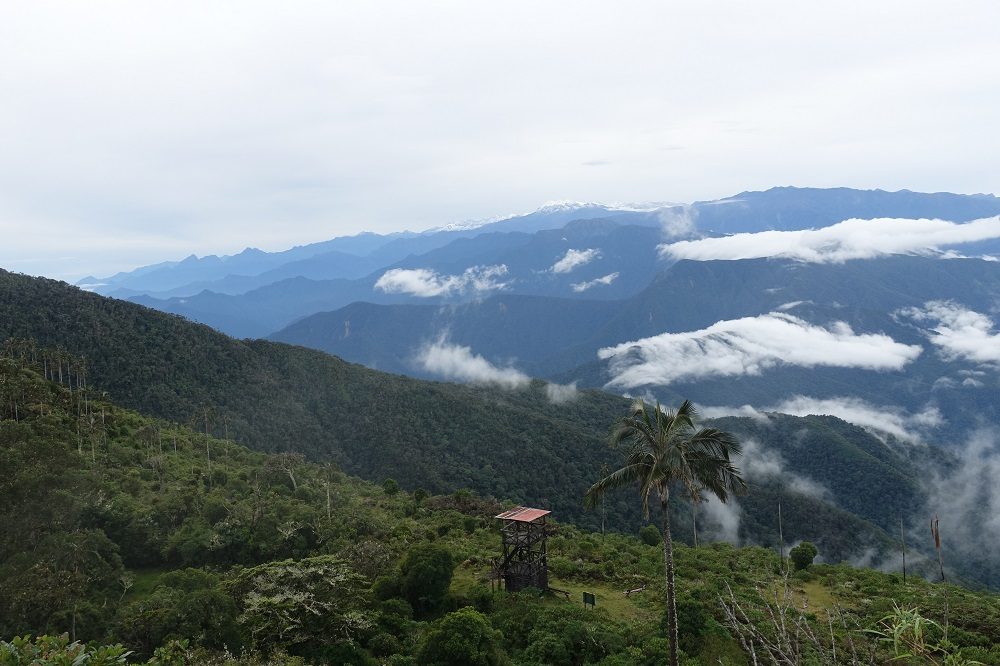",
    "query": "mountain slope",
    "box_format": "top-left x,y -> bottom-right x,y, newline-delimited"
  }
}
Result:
273,255 -> 1000,441
0,269 -> 940,571
6,359 -> 998,664
133,220 -> 668,338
